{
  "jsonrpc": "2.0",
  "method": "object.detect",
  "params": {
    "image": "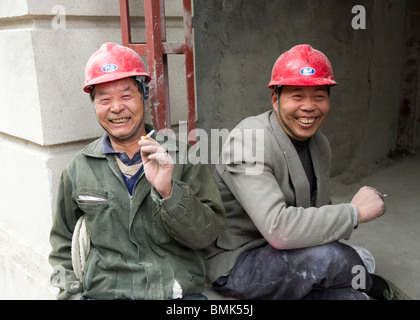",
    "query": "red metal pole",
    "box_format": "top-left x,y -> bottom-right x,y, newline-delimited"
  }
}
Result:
119,0 -> 196,143
183,0 -> 196,144
144,0 -> 170,130
119,0 -> 131,46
